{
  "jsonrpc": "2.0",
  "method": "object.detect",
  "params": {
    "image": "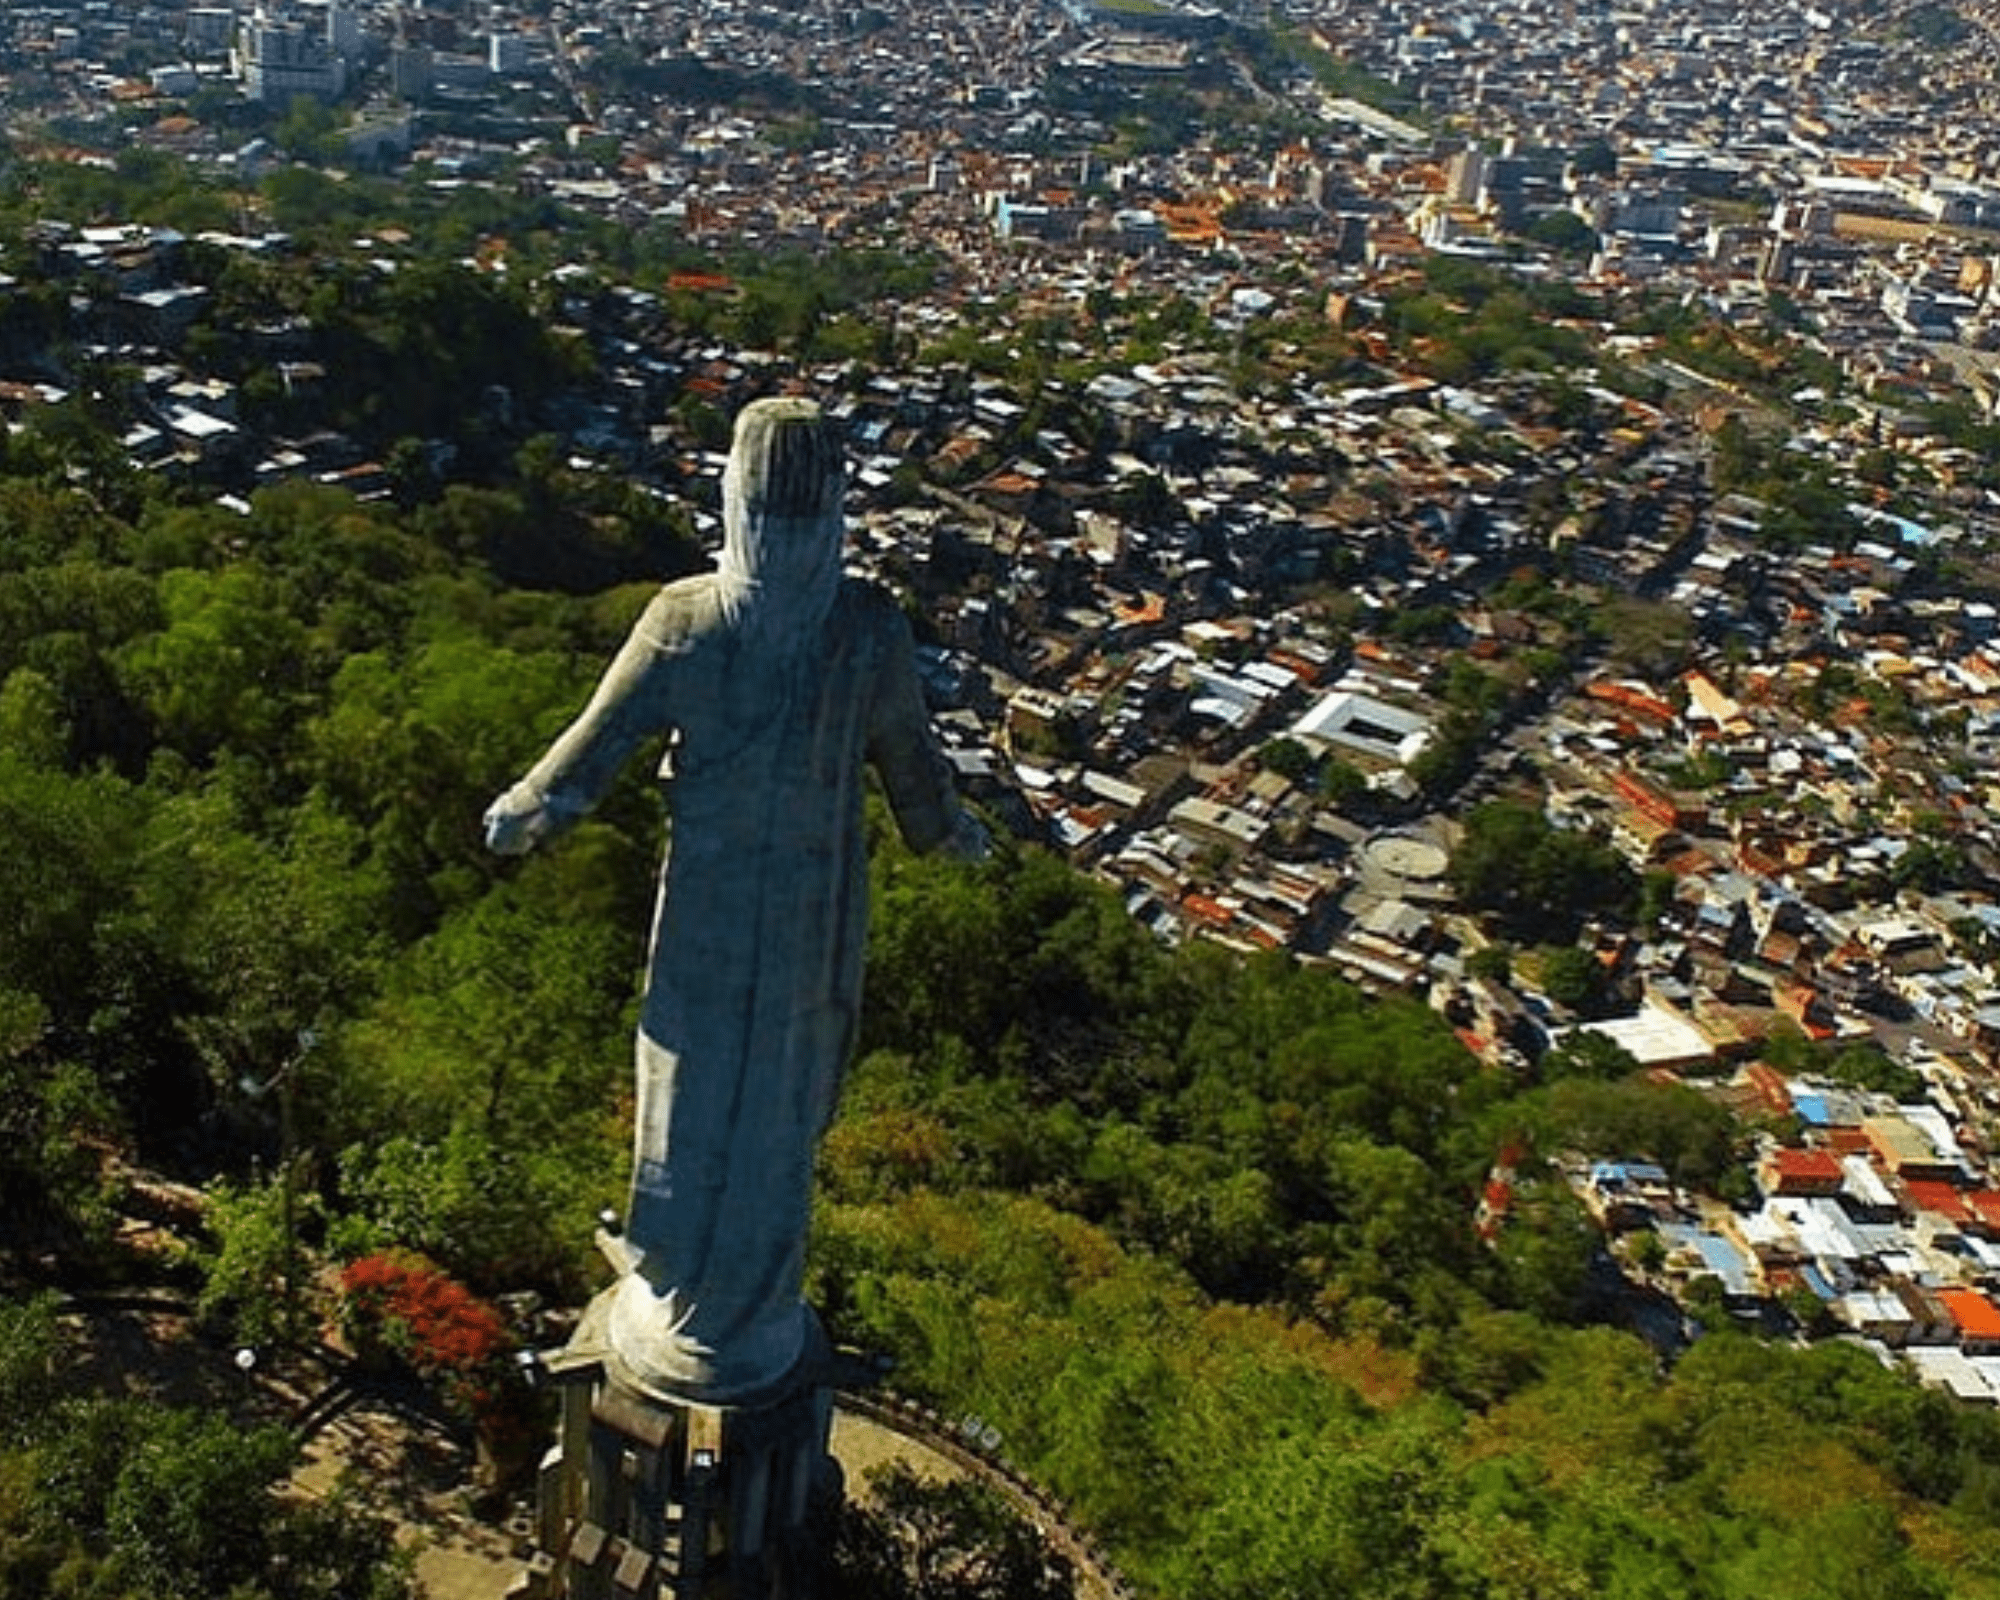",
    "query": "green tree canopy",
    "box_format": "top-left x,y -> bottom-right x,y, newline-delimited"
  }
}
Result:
1449,801 -> 1639,940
